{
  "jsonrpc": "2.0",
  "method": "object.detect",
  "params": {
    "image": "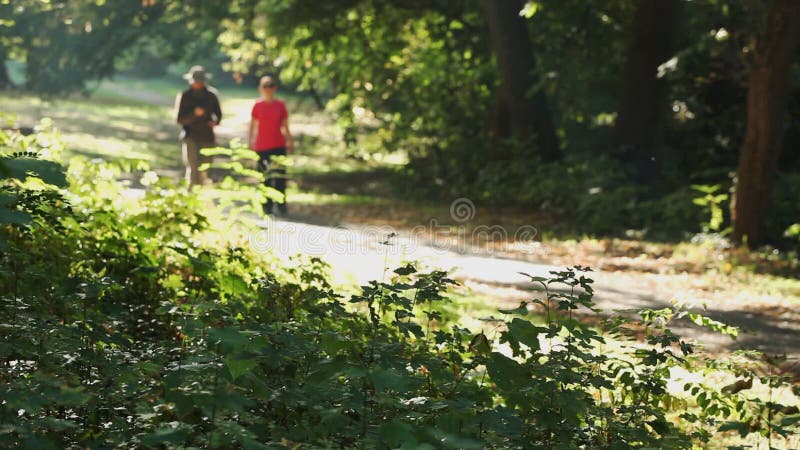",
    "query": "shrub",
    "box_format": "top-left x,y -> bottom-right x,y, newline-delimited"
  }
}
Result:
1,127 -> 798,449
